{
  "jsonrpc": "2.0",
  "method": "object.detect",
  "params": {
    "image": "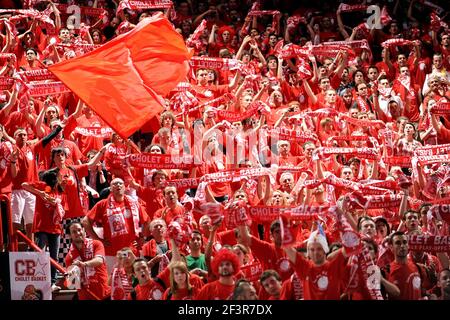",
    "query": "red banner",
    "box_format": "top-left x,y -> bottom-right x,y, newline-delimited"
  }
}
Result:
313,147 -> 378,161
240,261 -> 264,282
126,153 -> 194,169
189,57 -> 243,71
408,235 -> 450,252
55,4 -> 107,18
430,102 -> 450,115
118,0 -> 173,14
287,205 -> 330,221
428,204 -> 450,224
340,114 -> 385,128
186,19 -> 207,49
17,69 -> 58,82
415,154 -> 450,166
216,103 -> 259,122
74,127 -> 113,138
224,203 -> 251,229
383,156 -> 412,167
165,178 -> 201,190
338,3 -> 368,12
0,77 -> 14,90
48,14 -> 192,139
27,82 -> 71,96
381,38 -> 418,48
265,127 -> 318,143
414,144 -> 450,156
248,206 -> 286,223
